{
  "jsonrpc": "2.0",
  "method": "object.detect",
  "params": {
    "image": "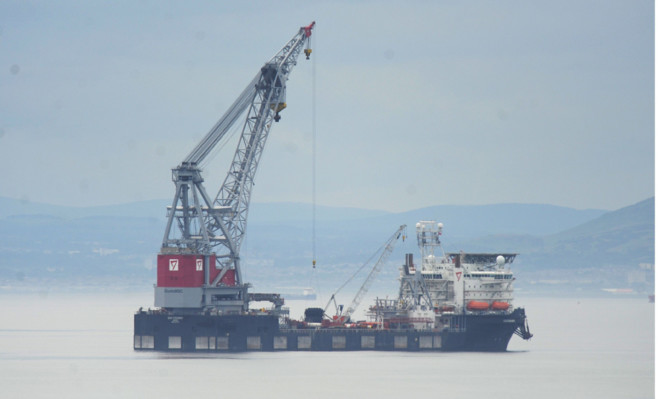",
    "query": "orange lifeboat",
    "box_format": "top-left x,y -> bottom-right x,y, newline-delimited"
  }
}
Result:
491,301 -> 510,311
466,301 -> 490,311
